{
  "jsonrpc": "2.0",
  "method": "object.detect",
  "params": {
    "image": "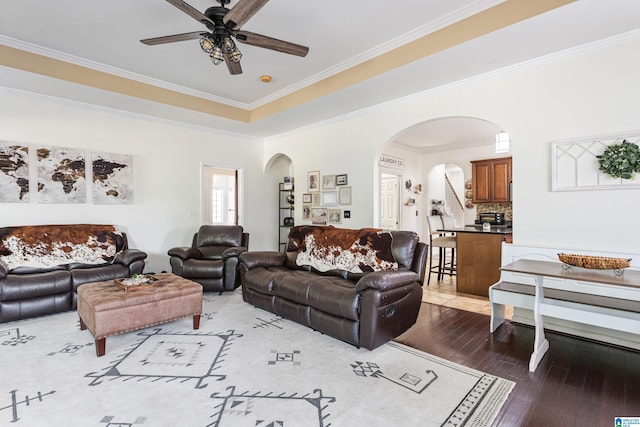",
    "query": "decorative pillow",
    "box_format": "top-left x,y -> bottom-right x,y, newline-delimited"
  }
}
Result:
0,224 -> 123,271
289,225 -> 398,273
